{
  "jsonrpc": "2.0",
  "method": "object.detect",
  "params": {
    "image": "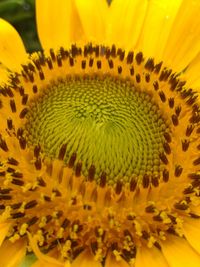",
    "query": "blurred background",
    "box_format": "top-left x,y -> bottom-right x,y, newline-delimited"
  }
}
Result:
0,0 -> 112,53
0,0 -> 40,52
